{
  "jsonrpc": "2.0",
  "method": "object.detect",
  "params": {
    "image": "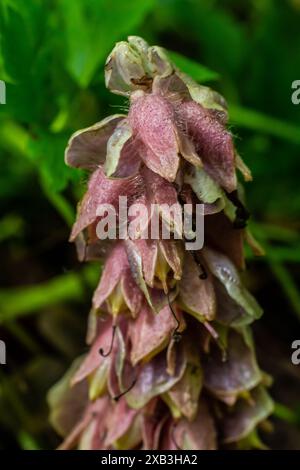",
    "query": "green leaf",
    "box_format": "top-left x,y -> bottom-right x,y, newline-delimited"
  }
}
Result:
168,51 -> 219,83
17,431 -> 41,450
229,104 -> 300,145
0,0 -> 52,122
59,0 -> 155,87
0,214 -> 24,242
273,402 -> 300,425
0,265 -> 100,323
0,121 -> 76,224
28,133 -> 81,193
41,181 -> 75,227
269,261 -> 300,321
166,1 -> 247,78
